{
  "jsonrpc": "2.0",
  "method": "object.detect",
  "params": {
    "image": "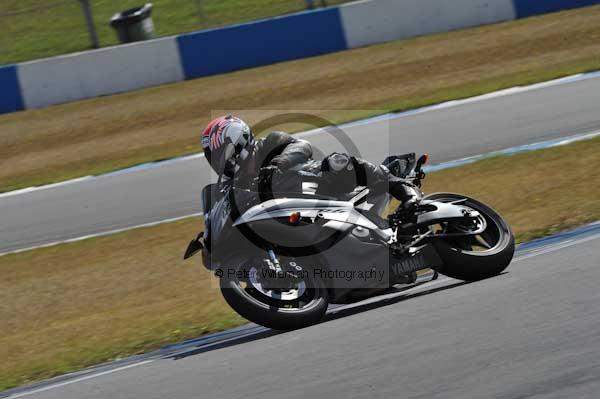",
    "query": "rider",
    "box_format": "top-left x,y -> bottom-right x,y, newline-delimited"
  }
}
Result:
201,115 -> 419,211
